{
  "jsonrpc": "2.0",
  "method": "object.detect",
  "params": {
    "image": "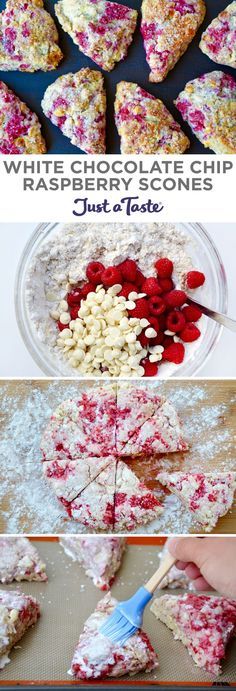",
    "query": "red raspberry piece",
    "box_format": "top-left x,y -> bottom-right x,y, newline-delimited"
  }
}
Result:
163,336 -> 174,347
162,343 -> 185,364
138,332 -> 149,347
119,282 -> 137,298
86,261 -> 105,285
136,269 -> 145,286
101,266 -> 122,287
158,314 -> 167,331
165,290 -> 187,308
148,296 -> 166,316
166,310 -> 186,333
119,259 -> 137,282
155,257 -> 173,278
128,298 -> 149,319
152,331 -> 164,346
142,277 -> 162,296
182,305 -> 202,322
57,321 -> 68,331
158,278 -> 174,293
80,282 -> 95,298
70,306 -> 80,320
180,323 -> 201,342
141,359 -> 158,377
148,316 -> 159,332
67,287 -> 82,306
186,270 -> 205,289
